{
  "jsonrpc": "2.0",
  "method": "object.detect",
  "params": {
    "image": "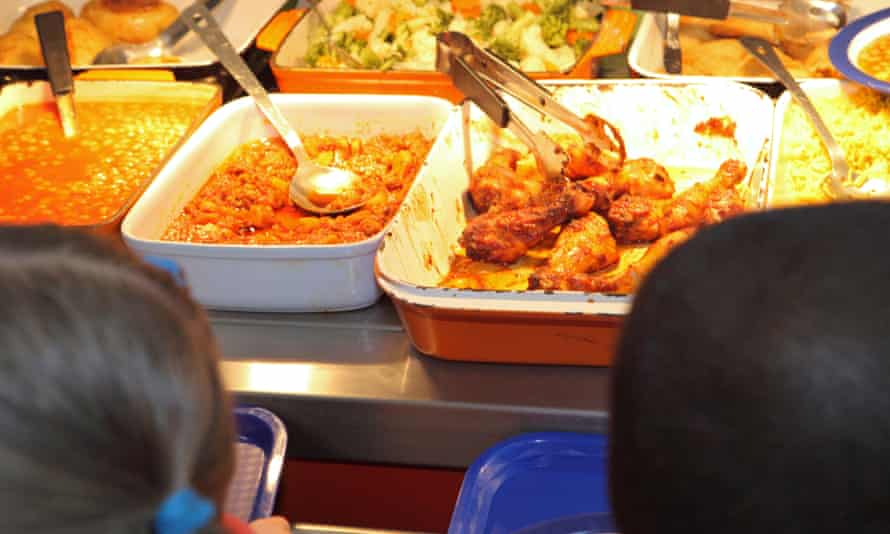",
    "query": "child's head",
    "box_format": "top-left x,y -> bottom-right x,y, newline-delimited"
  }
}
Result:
609,202 -> 890,534
0,226 -> 234,533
